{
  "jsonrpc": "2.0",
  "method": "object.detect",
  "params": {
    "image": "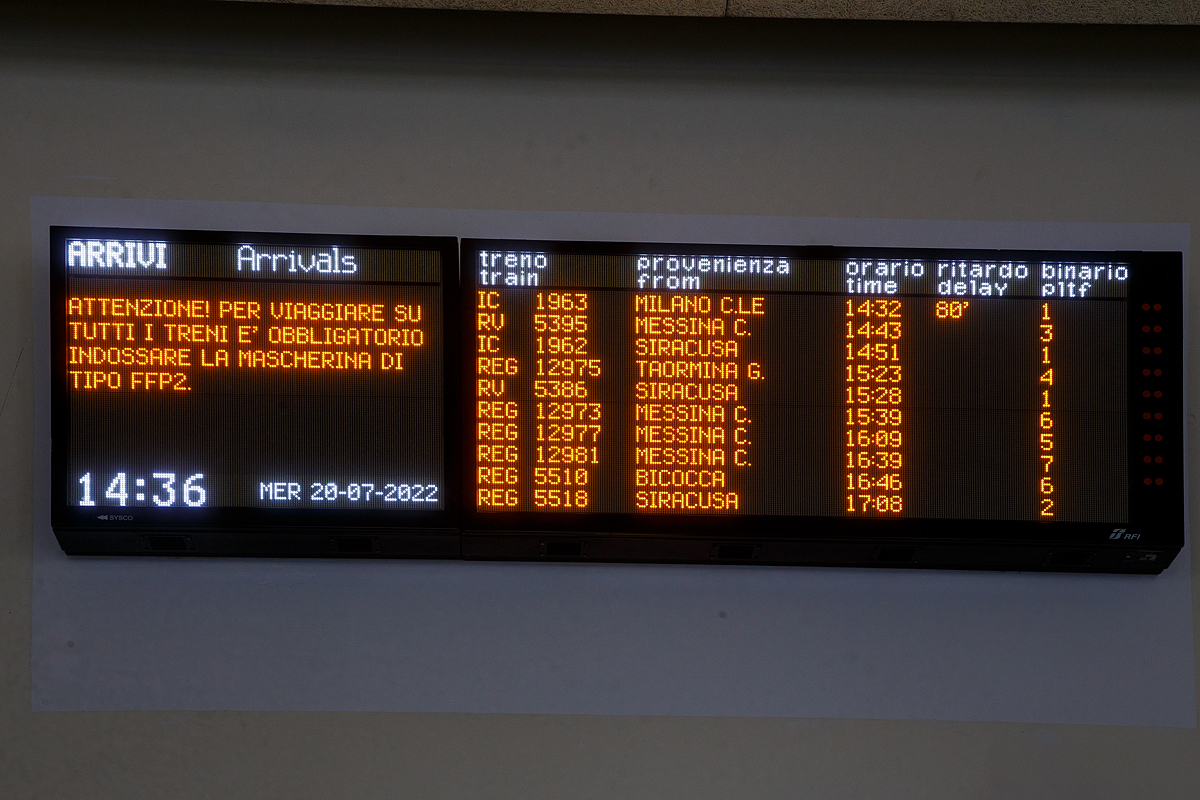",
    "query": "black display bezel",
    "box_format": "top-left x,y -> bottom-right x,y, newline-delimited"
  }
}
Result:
460,238 -> 1185,556
50,226 -> 462,548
